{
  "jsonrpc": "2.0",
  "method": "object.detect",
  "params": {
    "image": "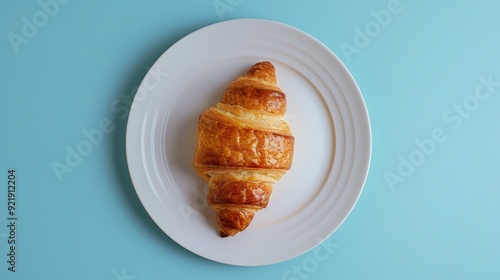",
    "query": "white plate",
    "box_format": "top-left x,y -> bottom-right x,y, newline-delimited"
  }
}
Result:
126,19 -> 371,266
